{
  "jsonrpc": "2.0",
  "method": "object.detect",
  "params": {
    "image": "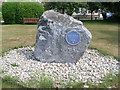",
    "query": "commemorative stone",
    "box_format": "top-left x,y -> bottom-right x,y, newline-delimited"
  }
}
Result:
34,10 -> 92,63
